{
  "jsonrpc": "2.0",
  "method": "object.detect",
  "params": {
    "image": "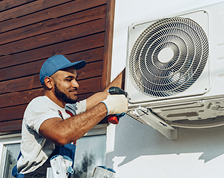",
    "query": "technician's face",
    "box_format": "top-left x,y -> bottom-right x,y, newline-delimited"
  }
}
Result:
52,68 -> 79,104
